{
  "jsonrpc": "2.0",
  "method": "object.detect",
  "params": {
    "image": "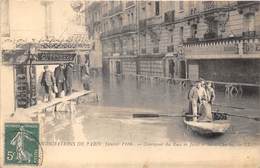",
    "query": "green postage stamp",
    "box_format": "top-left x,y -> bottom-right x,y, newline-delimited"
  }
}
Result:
4,123 -> 40,165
